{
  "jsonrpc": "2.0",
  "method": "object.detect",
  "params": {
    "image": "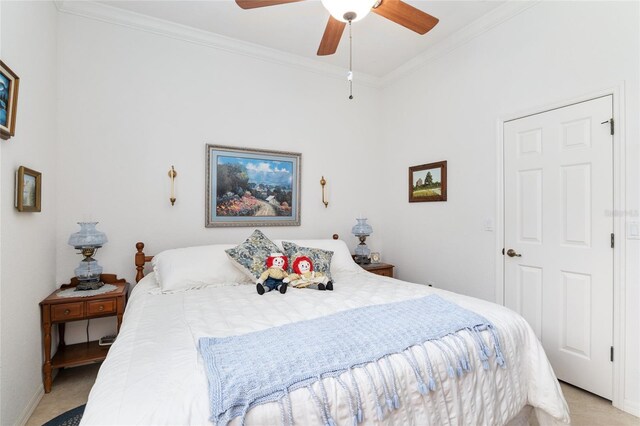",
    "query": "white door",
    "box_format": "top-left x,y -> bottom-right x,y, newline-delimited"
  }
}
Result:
503,95 -> 614,399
